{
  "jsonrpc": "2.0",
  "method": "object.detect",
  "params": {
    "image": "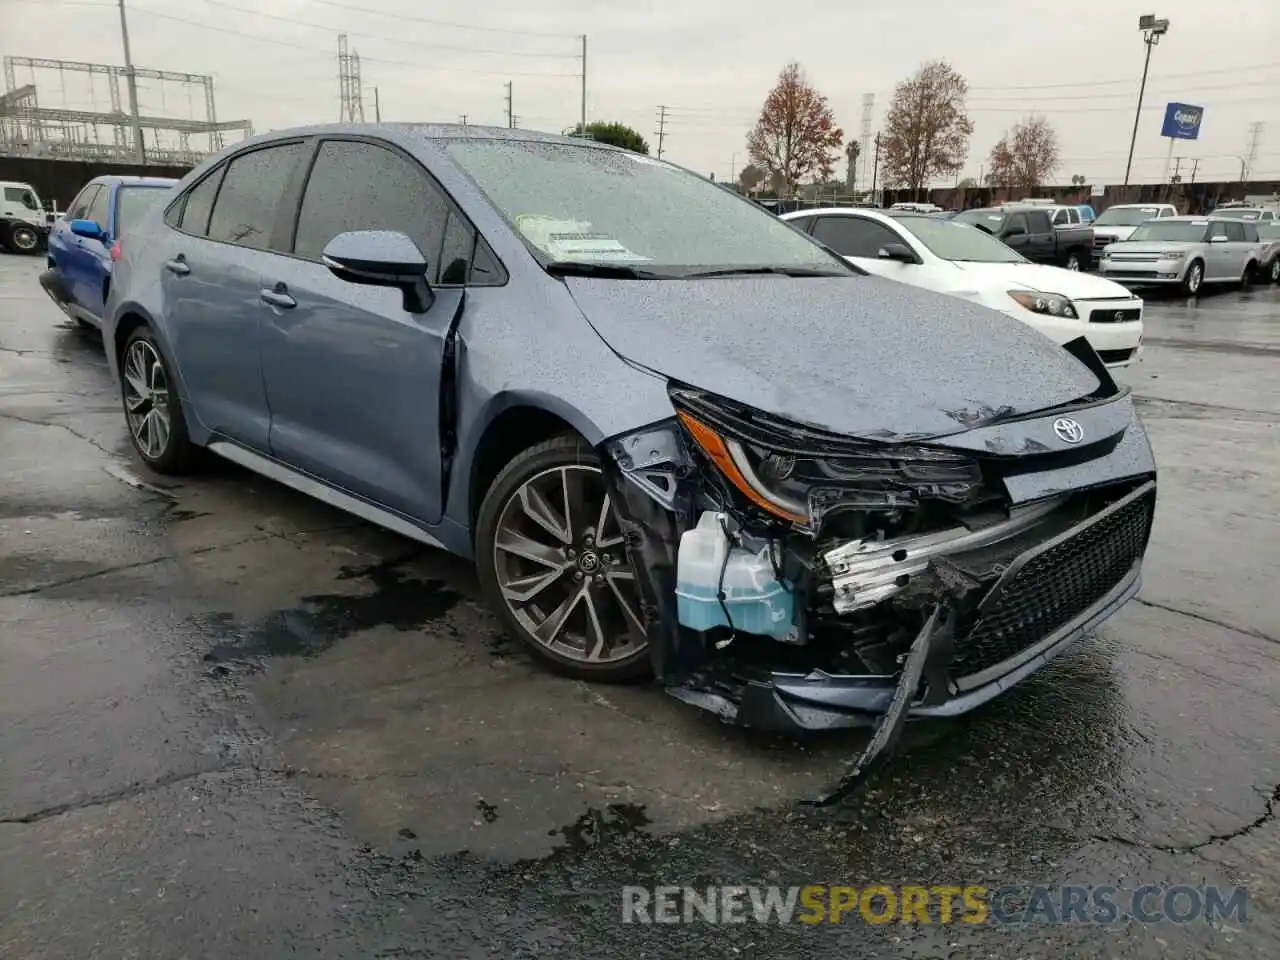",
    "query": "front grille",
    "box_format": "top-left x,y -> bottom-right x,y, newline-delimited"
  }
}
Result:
1089,308 -> 1141,323
1093,234 -> 1116,250
1104,269 -> 1159,279
950,487 -> 1154,680
1097,348 -> 1136,364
